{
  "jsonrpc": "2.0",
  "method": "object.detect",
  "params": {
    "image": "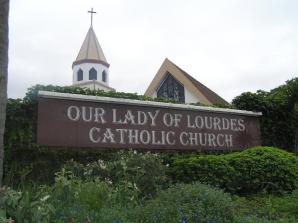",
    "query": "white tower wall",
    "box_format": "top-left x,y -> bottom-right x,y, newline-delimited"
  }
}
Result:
73,63 -> 109,85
